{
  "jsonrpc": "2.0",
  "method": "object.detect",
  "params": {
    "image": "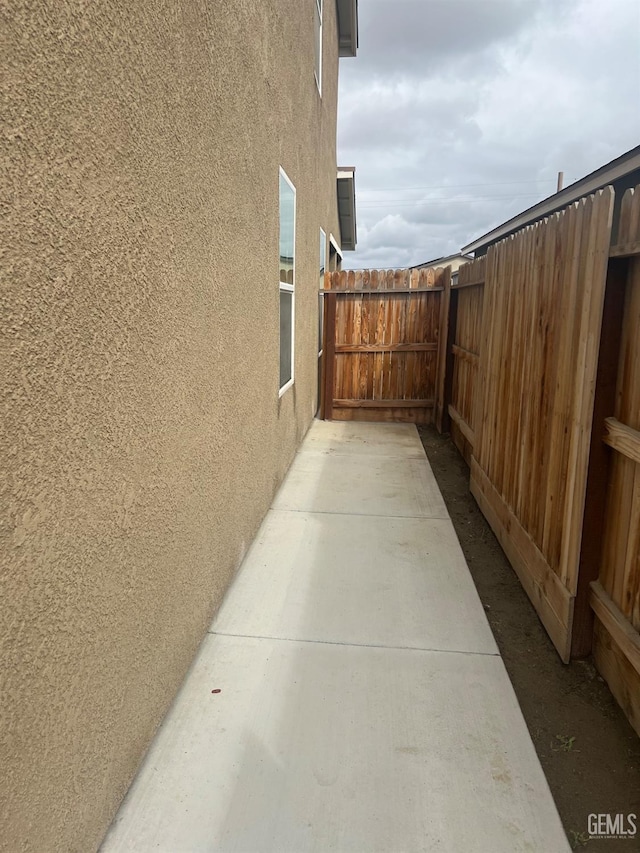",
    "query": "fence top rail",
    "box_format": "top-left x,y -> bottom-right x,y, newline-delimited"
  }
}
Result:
324,266 -> 449,291
323,286 -> 444,295
452,277 -> 484,289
